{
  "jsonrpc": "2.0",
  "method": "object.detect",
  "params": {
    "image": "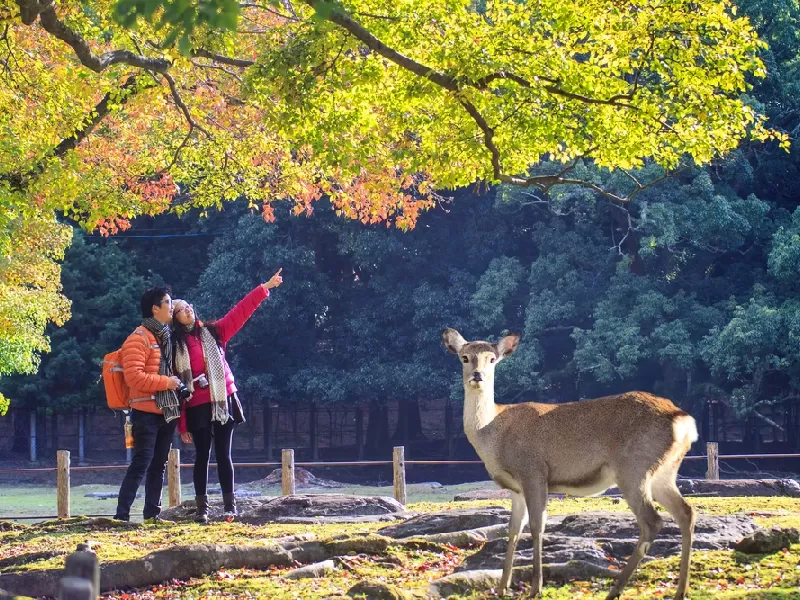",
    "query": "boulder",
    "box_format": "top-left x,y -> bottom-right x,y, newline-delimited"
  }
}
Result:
346,581 -> 413,599
453,478 -> 800,501
377,507 -> 510,539
285,559 -> 336,579
242,468 -> 344,490
734,526 -> 800,554
459,511 -> 759,572
161,494 -> 406,524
